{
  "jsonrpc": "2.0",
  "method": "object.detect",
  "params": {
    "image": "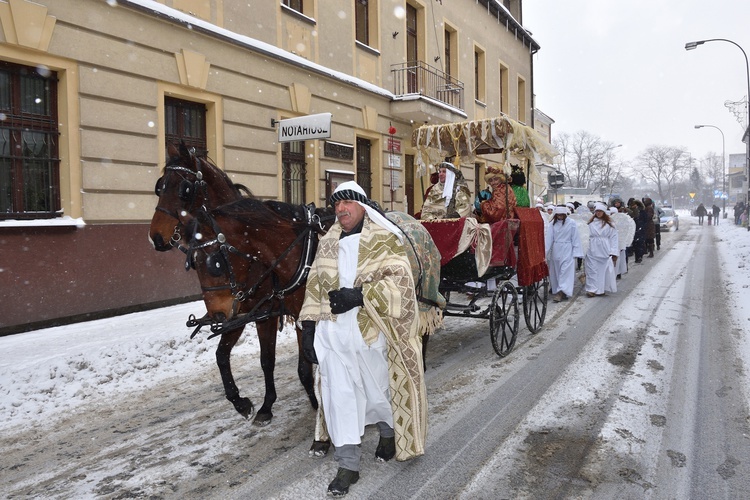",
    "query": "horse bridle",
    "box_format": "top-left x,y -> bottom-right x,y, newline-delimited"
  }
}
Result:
186,204 -> 331,339
154,152 -> 208,250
